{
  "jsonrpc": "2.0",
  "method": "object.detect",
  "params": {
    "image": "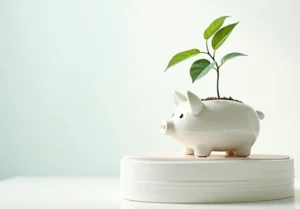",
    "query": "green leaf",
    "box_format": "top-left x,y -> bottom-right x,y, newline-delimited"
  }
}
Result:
190,59 -> 216,83
221,52 -> 247,64
165,49 -> 200,71
204,16 -> 229,40
212,22 -> 239,50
